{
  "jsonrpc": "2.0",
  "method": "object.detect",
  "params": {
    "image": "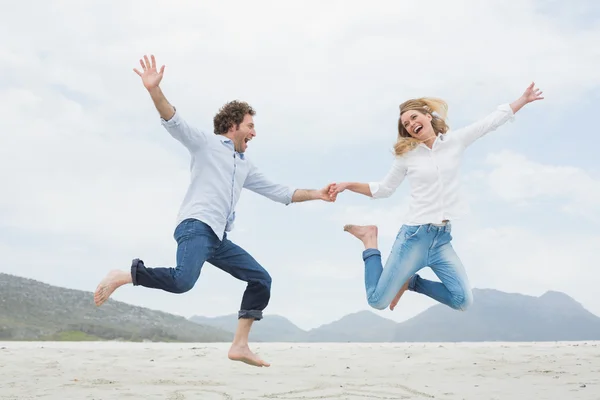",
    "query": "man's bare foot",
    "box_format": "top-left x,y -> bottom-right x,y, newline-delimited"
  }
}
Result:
228,344 -> 270,367
389,279 -> 410,311
343,224 -> 378,249
94,270 -> 132,306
